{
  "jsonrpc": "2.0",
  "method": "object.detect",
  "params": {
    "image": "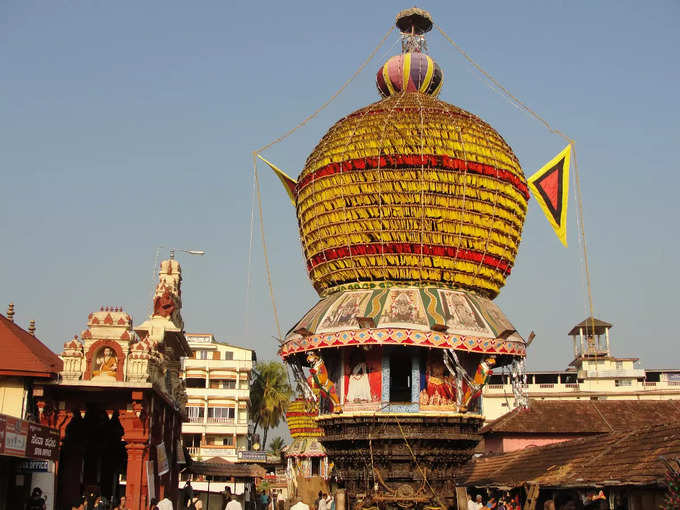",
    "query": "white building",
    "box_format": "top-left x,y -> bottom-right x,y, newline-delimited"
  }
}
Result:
482,317 -> 680,421
181,333 -> 255,462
